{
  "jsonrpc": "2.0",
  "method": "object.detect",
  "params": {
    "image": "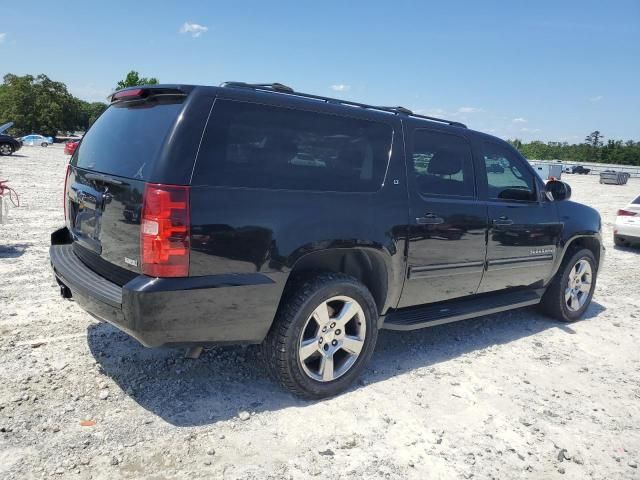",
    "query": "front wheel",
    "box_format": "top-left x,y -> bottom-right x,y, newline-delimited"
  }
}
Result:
540,248 -> 597,322
0,143 -> 13,156
262,273 -> 378,399
41,142 -> 49,147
